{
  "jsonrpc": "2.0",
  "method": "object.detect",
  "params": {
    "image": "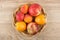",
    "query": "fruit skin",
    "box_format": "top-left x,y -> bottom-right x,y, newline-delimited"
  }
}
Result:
15,21 -> 26,32
16,11 -> 24,21
24,14 -> 33,23
27,22 -> 40,34
35,14 -> 46,25
20,4 -> 29,14
29,3 -> 42,16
